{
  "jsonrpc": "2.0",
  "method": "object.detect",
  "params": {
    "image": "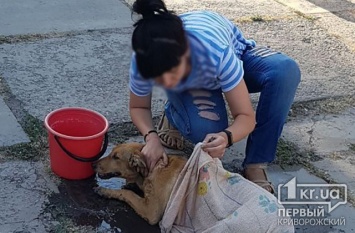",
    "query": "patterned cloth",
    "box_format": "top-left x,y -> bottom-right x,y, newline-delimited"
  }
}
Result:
160,143 -> 294,233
